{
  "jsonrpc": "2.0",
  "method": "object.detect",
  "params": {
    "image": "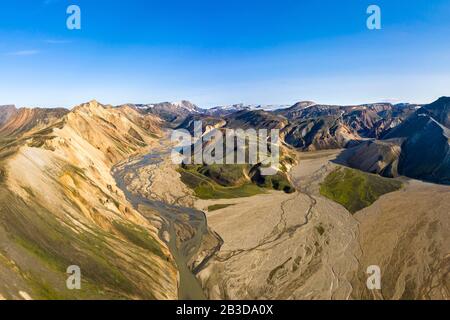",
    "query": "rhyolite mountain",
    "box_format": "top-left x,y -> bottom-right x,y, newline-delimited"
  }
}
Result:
1,96 -> 449,300
0,101 -> 176,299
0,105 -> 69,138
0,105 -> 17,127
